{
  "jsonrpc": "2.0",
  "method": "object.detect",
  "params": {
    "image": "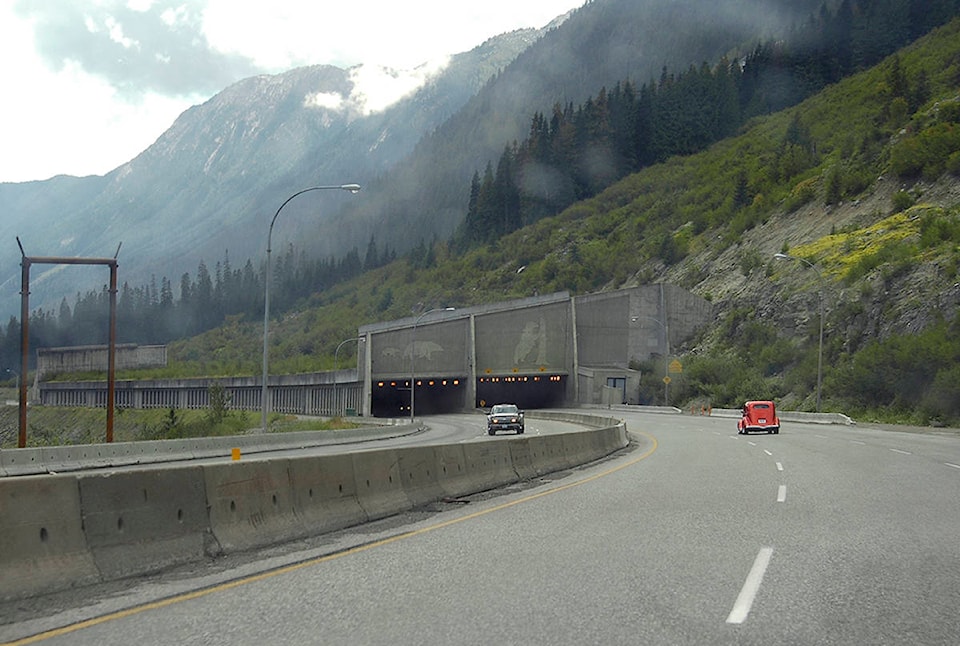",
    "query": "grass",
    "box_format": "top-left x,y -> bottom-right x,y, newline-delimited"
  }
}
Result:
0,394 -> 362,449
